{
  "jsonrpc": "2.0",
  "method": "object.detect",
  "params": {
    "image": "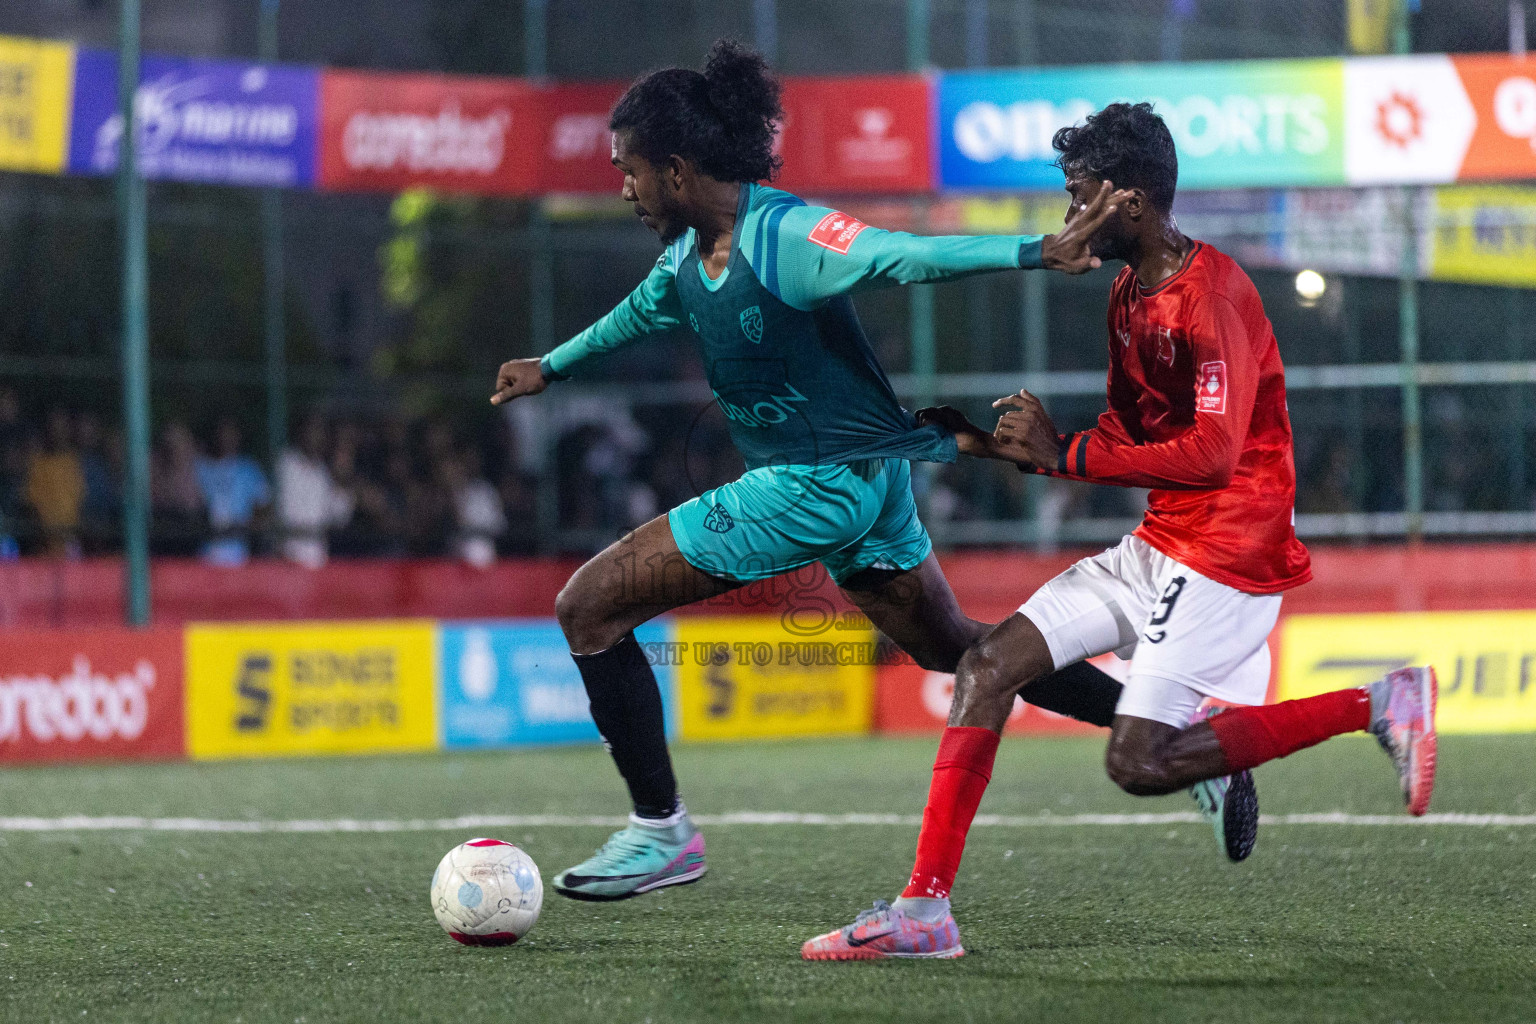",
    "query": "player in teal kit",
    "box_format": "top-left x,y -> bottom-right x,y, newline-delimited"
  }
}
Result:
491,41 -> 1190,902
